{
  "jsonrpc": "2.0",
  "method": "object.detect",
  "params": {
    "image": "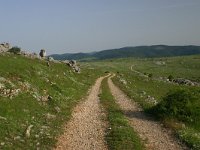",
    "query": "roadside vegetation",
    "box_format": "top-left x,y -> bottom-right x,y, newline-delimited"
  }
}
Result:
99,77 -> 144,150
0,53 -> 102,149
1,52 -> 200,149
88,55 -> 200,149
148,89 -> 200,149
8,46 -> 21,54
110,56 -> 200,149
